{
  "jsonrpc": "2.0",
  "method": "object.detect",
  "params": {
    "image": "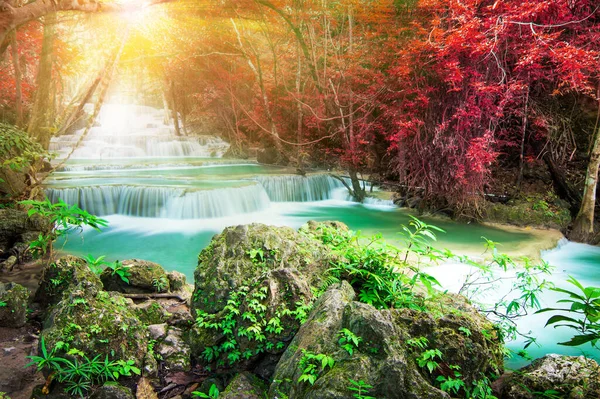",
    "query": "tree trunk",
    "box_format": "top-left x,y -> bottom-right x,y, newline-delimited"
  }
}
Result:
169,80 -> 181,136
516,85 -> 529,192
10,31 -> 22,126
57,74 -> 101,135
27,13 -> 56,149
162,90 -> 171,125
571,124 -> 600,242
